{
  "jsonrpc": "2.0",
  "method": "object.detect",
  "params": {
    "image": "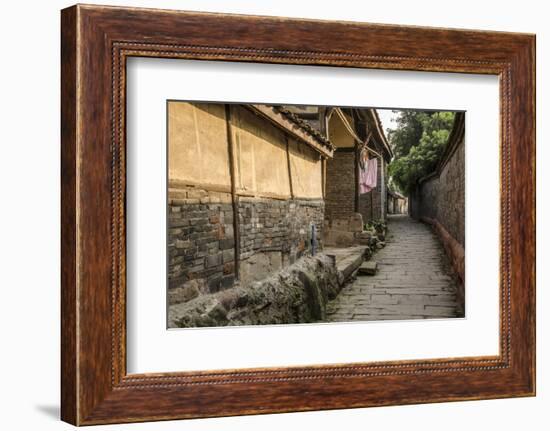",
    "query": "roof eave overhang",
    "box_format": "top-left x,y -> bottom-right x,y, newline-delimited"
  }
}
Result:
247,105 -> 335,159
